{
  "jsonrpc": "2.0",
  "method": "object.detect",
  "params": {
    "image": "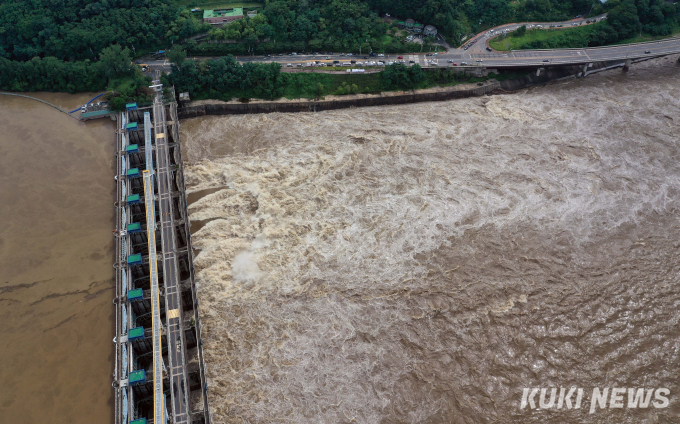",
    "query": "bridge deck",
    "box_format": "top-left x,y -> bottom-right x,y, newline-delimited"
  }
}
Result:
152,77 -> 191,424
